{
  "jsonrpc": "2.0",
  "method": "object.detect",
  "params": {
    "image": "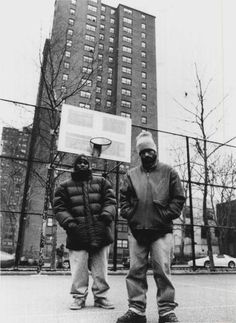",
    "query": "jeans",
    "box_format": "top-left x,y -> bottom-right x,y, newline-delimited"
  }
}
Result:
69,246 -> 110,300
126,232 -> 177,316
